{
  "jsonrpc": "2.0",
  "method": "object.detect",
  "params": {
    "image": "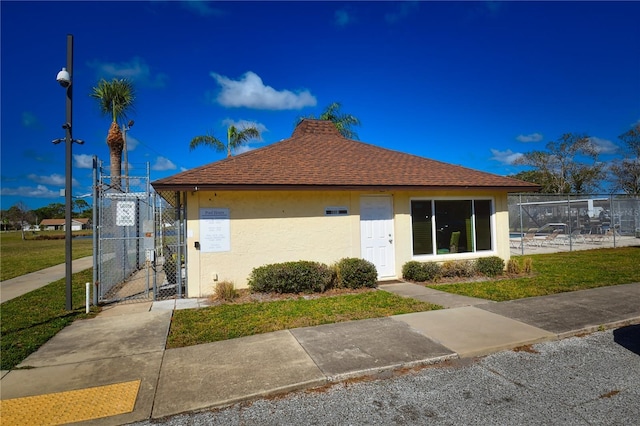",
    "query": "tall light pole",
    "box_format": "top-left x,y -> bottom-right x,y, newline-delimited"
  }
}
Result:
122,119 -> 134,192
55,34 -> 83,311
